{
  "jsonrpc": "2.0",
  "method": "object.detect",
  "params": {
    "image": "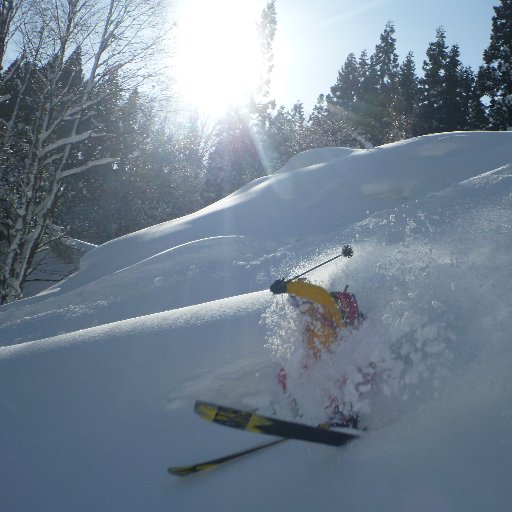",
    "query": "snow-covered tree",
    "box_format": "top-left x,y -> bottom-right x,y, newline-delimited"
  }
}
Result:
0,0 -> 166,303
